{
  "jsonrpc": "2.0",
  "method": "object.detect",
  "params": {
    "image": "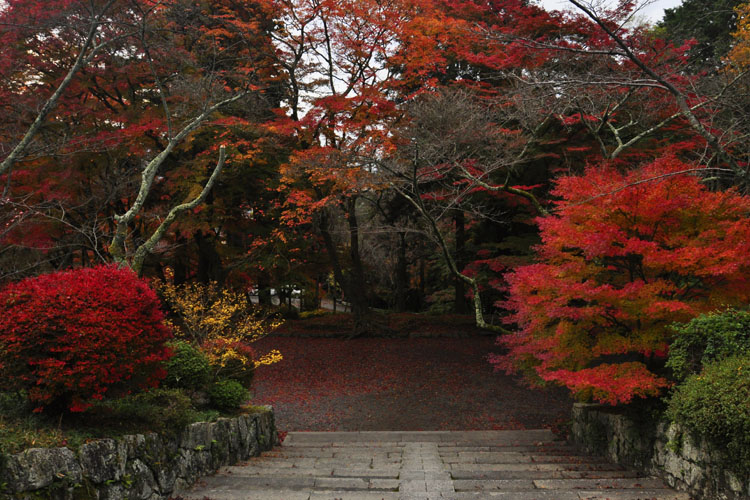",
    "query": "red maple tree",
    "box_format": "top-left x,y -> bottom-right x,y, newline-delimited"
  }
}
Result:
494,156 -> 750,405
